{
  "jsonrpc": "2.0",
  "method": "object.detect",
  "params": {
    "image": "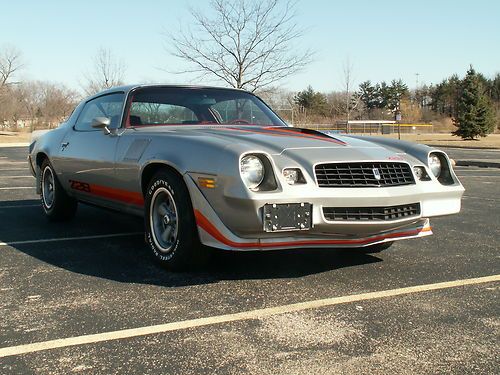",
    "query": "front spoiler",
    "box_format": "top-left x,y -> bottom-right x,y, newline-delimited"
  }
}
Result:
195,208 -> 432,251
187,177 -> 432,251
